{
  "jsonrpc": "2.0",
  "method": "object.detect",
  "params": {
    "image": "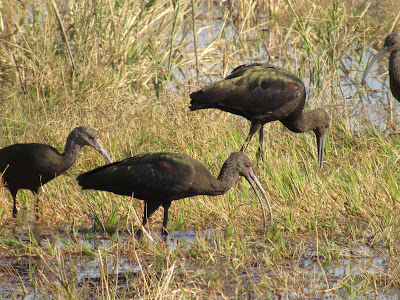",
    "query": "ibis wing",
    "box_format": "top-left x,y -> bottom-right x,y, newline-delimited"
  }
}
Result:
190,64 -> 305,120
77,153 -> 197,200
